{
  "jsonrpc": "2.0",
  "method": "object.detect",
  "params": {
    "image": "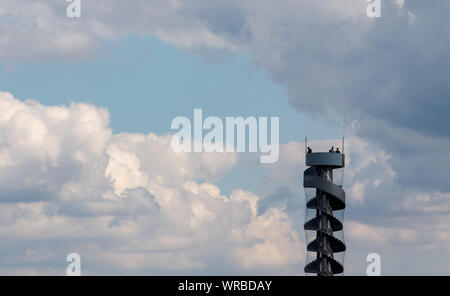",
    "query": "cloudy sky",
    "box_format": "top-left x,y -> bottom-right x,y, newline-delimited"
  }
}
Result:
0,0 -> 449,275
